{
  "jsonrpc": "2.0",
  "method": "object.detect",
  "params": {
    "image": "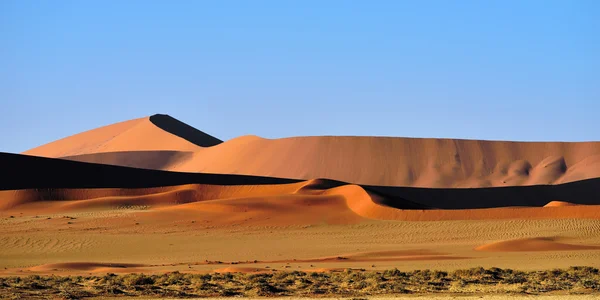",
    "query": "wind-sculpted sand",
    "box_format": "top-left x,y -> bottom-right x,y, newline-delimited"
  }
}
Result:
24,114 -> 600,188
2,114 -> 600,282
2,173 -> 600,276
